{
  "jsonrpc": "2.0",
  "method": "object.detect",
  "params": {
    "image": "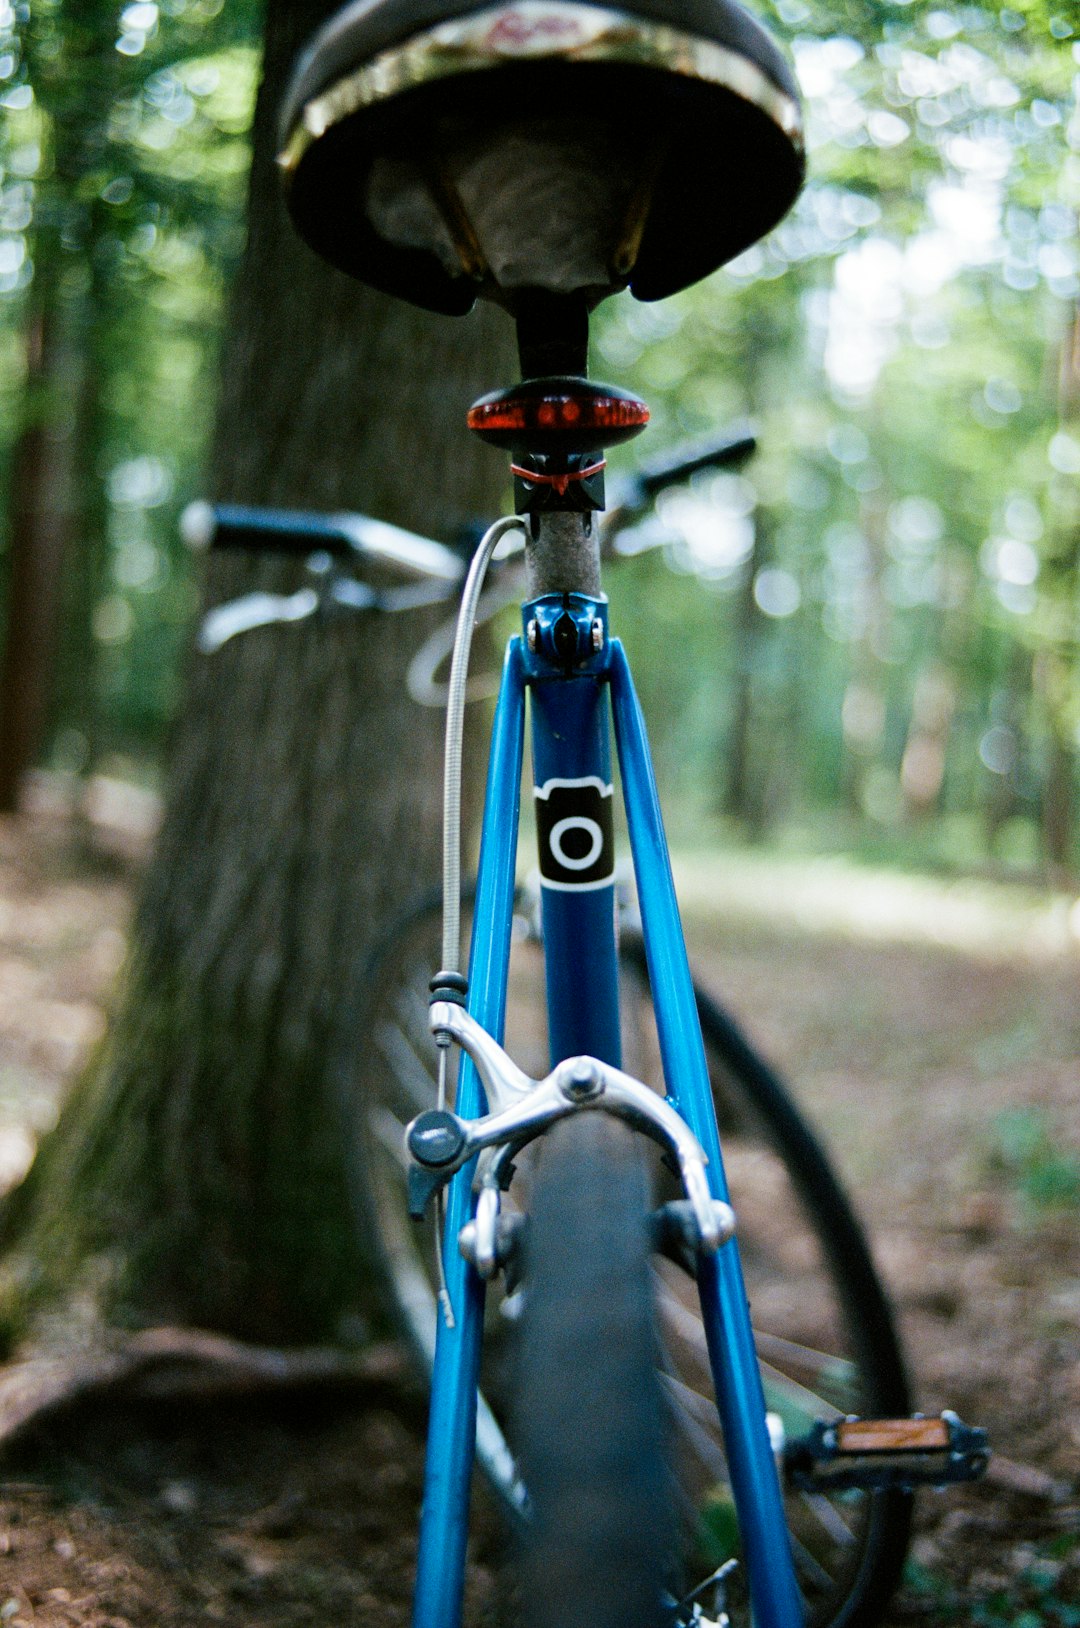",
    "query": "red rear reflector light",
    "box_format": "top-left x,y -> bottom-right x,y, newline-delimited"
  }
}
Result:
468,395 -> 649,435
467,377 -> 650,451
